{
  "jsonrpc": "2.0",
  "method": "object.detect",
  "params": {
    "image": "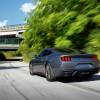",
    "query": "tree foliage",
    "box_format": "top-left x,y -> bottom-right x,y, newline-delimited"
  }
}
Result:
19,0 -> 100,61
